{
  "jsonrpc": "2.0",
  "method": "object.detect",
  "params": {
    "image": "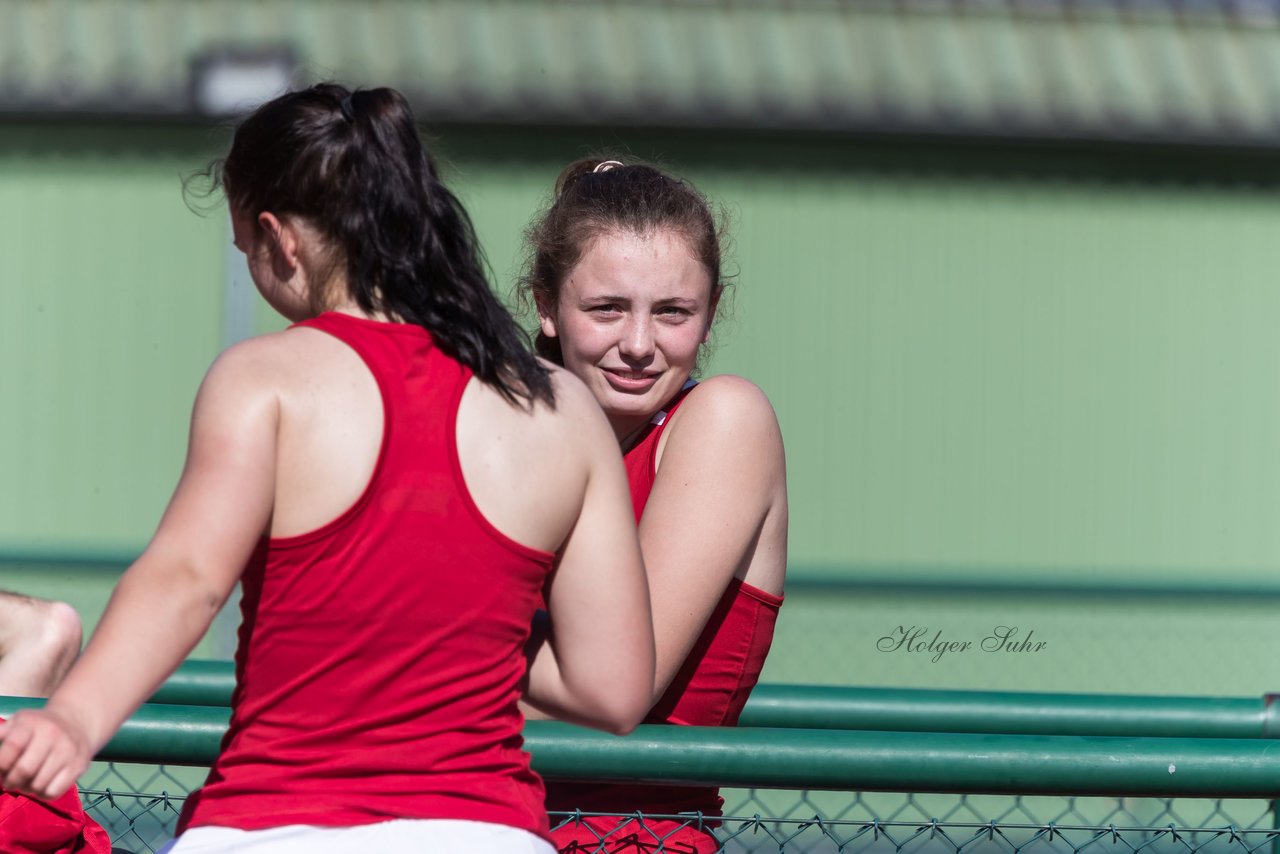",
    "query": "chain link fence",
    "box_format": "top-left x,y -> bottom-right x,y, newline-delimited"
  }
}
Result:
4,686 -> 1273,853
77,763 -> 1280,854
